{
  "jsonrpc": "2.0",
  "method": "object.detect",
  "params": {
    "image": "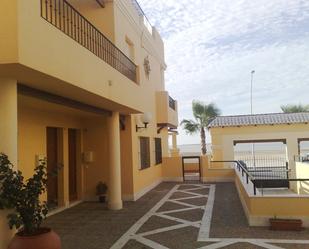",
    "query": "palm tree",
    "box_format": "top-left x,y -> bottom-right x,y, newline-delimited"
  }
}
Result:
281,104 -> 309,113
181,101 -> 221,155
